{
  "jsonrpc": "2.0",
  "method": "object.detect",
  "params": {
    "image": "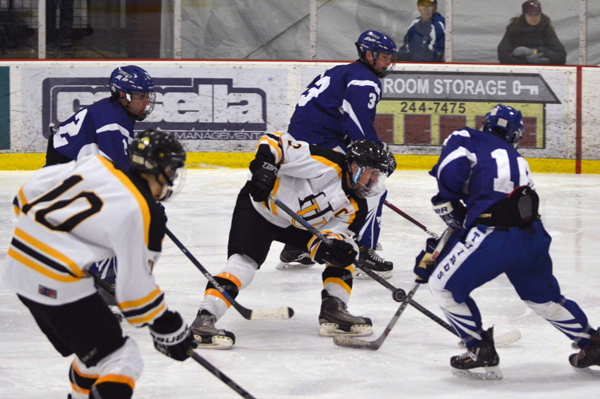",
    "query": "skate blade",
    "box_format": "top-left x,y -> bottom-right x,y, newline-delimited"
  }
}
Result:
275,261 -> 315,270
451,366 -> 503,380
318,323 -> 373,337
354,270 -> 393,280
572,366 -> 600,377
193,334 -> 234,350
